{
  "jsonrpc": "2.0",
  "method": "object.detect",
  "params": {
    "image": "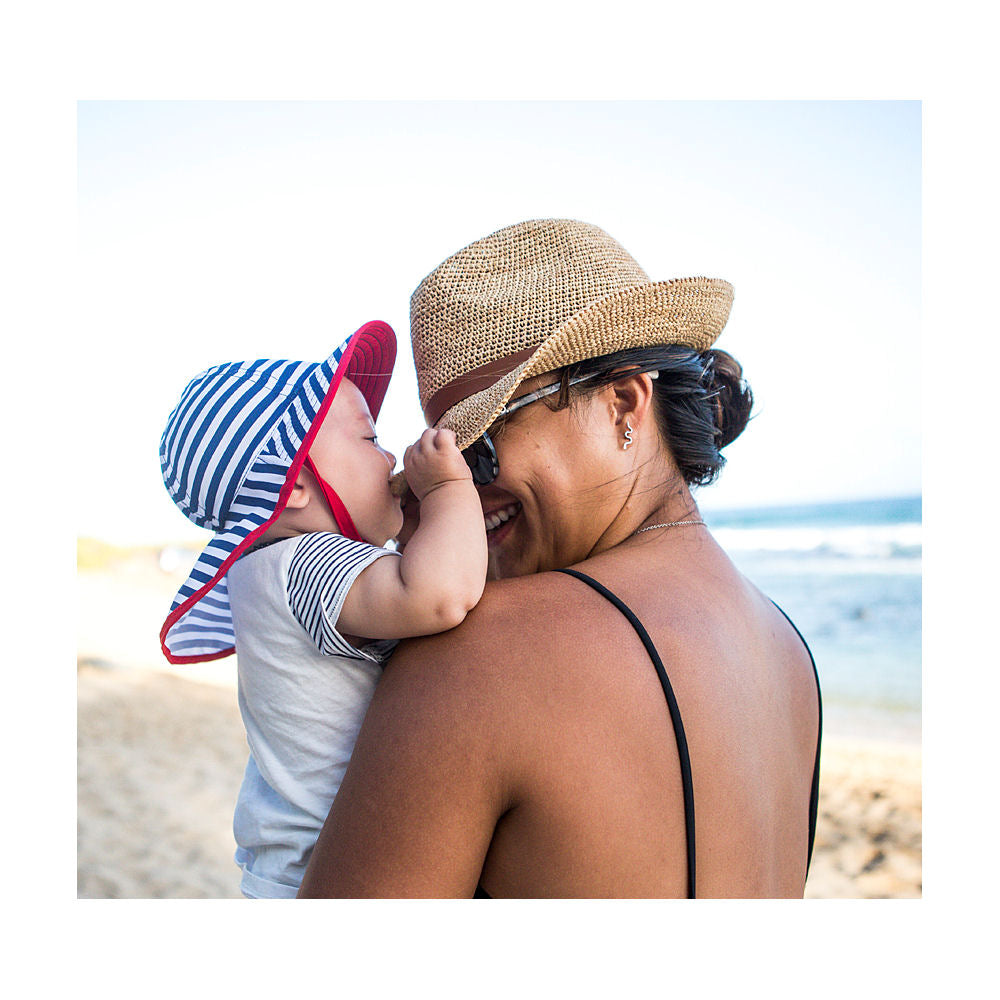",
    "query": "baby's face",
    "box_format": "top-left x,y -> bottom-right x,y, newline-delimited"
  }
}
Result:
308,381 -> 404,545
